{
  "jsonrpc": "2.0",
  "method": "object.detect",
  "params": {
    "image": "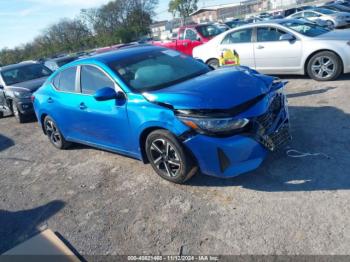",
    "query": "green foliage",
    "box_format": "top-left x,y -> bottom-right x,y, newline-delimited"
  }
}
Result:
168,0 -> 198,20
0,0 -> 158,66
